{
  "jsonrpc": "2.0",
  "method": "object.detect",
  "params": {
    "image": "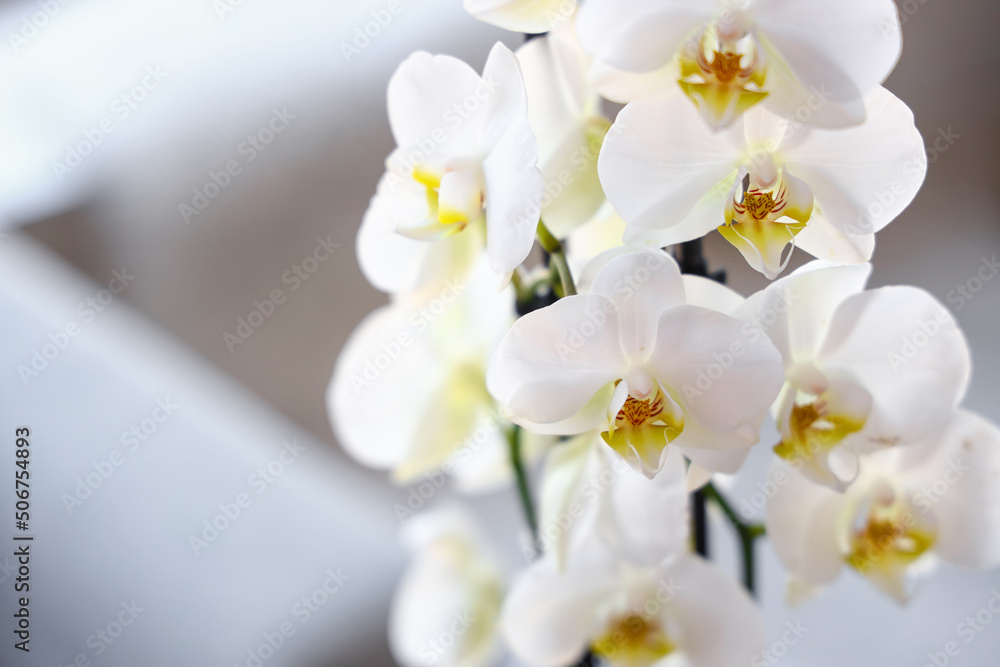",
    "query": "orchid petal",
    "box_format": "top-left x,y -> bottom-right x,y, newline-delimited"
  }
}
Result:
482,121 -> 544,275
390,508 -> 503,667
599,94 -> 743,235
649,305 -> 784,434
488,294 -> 627,425
328,302 -> 442,470
502,548 -> 618,666
663,555 -> 767,667
913,411 -> 1000,569
681,274 -> 745,315
783,87 -> 925,237
753,0 -> 902,126
465,0 -> 577,34
735,261 -> 872,364
576,0 -> 712,73
765,459 -> 849,586
818,286 -> 970,443
589,250 -> 686,361
387,51 -> 486,154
